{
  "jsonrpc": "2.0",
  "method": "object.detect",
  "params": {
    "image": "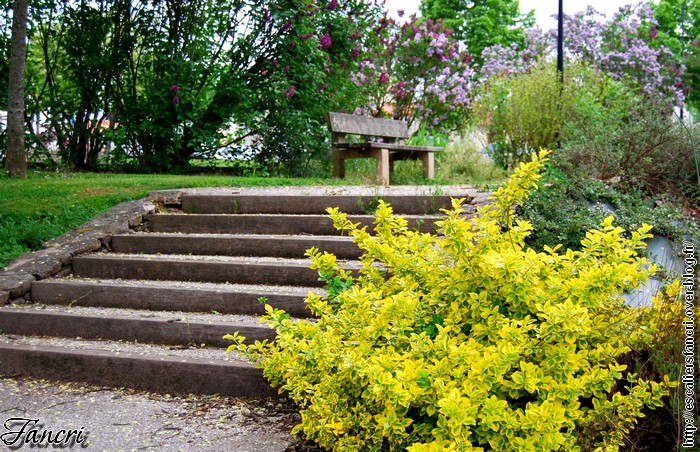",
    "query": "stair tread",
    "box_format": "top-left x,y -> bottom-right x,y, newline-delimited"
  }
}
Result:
0,303 -> 273,327
0,333 -> 249,364
75,252 -> 362,267
116,232 -> 357,239
151,213 -> 446,218
8,189 -> 482,395
35,277 -> 322,297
